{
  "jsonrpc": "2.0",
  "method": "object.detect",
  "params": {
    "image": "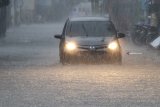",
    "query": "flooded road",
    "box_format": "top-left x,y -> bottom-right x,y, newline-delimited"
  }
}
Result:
0,23 -> 160,107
